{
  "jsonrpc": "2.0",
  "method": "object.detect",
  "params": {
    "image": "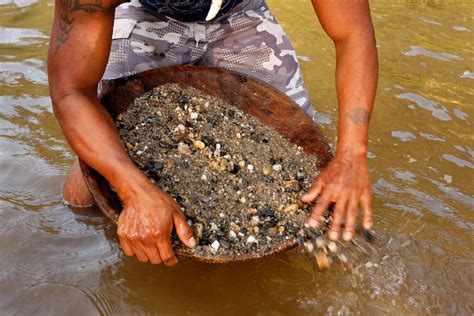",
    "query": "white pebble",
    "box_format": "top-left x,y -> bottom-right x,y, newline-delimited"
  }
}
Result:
247,164 -> 254,172
239,196 -> 247,204
366,262 -> 374,268
246,235 -> 257,244
204,101 -> 209,107
201,174 -> 207,181
327,241 -> 337,253
272,164 -> 282,172
219,212 -> 225,218
266,236 -> 272,242
250,216 -> 259,225
228,230 -> 237,240
443,174 -> 453,184
190,112 -> 198,120
236,133 -> 241,139
211,240 -> 220,252
304,241 -> 314,253
177,124 -> 186,132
